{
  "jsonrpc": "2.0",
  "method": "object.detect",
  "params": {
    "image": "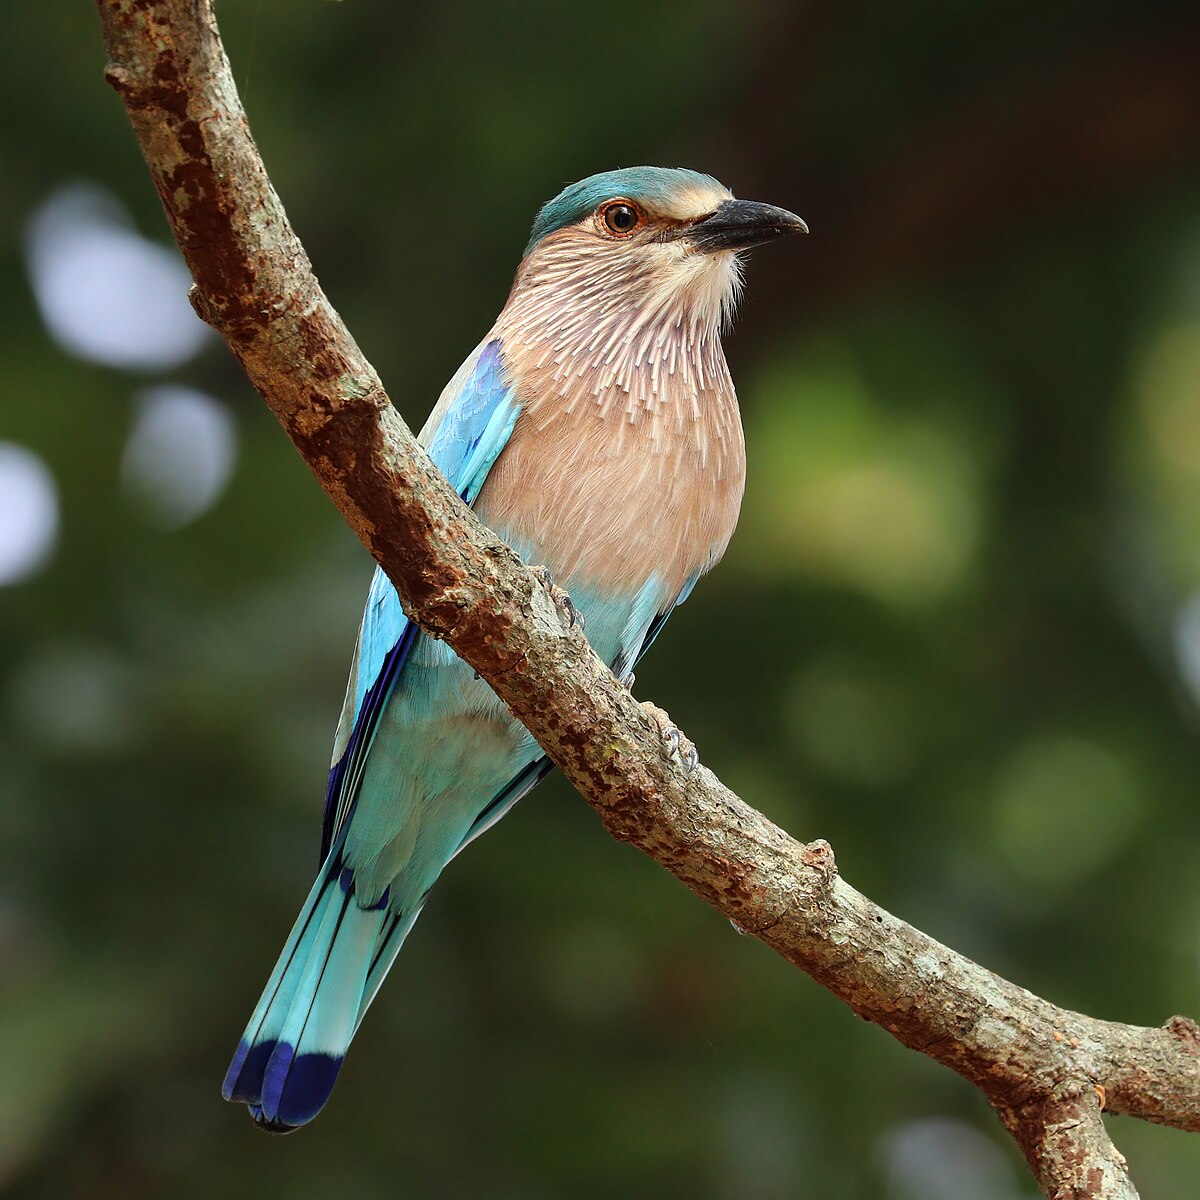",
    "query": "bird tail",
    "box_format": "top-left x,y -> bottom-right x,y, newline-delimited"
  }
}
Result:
223,759 -> 554,1131
221,855 -> 418,1132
